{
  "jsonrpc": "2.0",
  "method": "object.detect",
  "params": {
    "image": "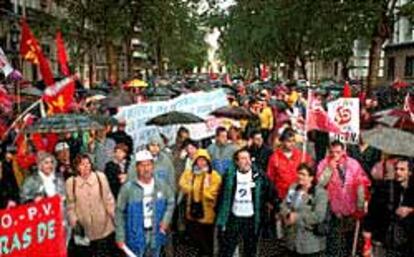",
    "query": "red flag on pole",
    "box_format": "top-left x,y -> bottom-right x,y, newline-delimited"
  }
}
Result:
43,76 -> 76,114
343,81 -> 352,98
55,31 -> 70,76
20,19 -> 55,86
305,91 -> 341,133
403,93 -> 414,123
0,85 -> 13,113
209,68 -> 217,80
224,73 -> 232,85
